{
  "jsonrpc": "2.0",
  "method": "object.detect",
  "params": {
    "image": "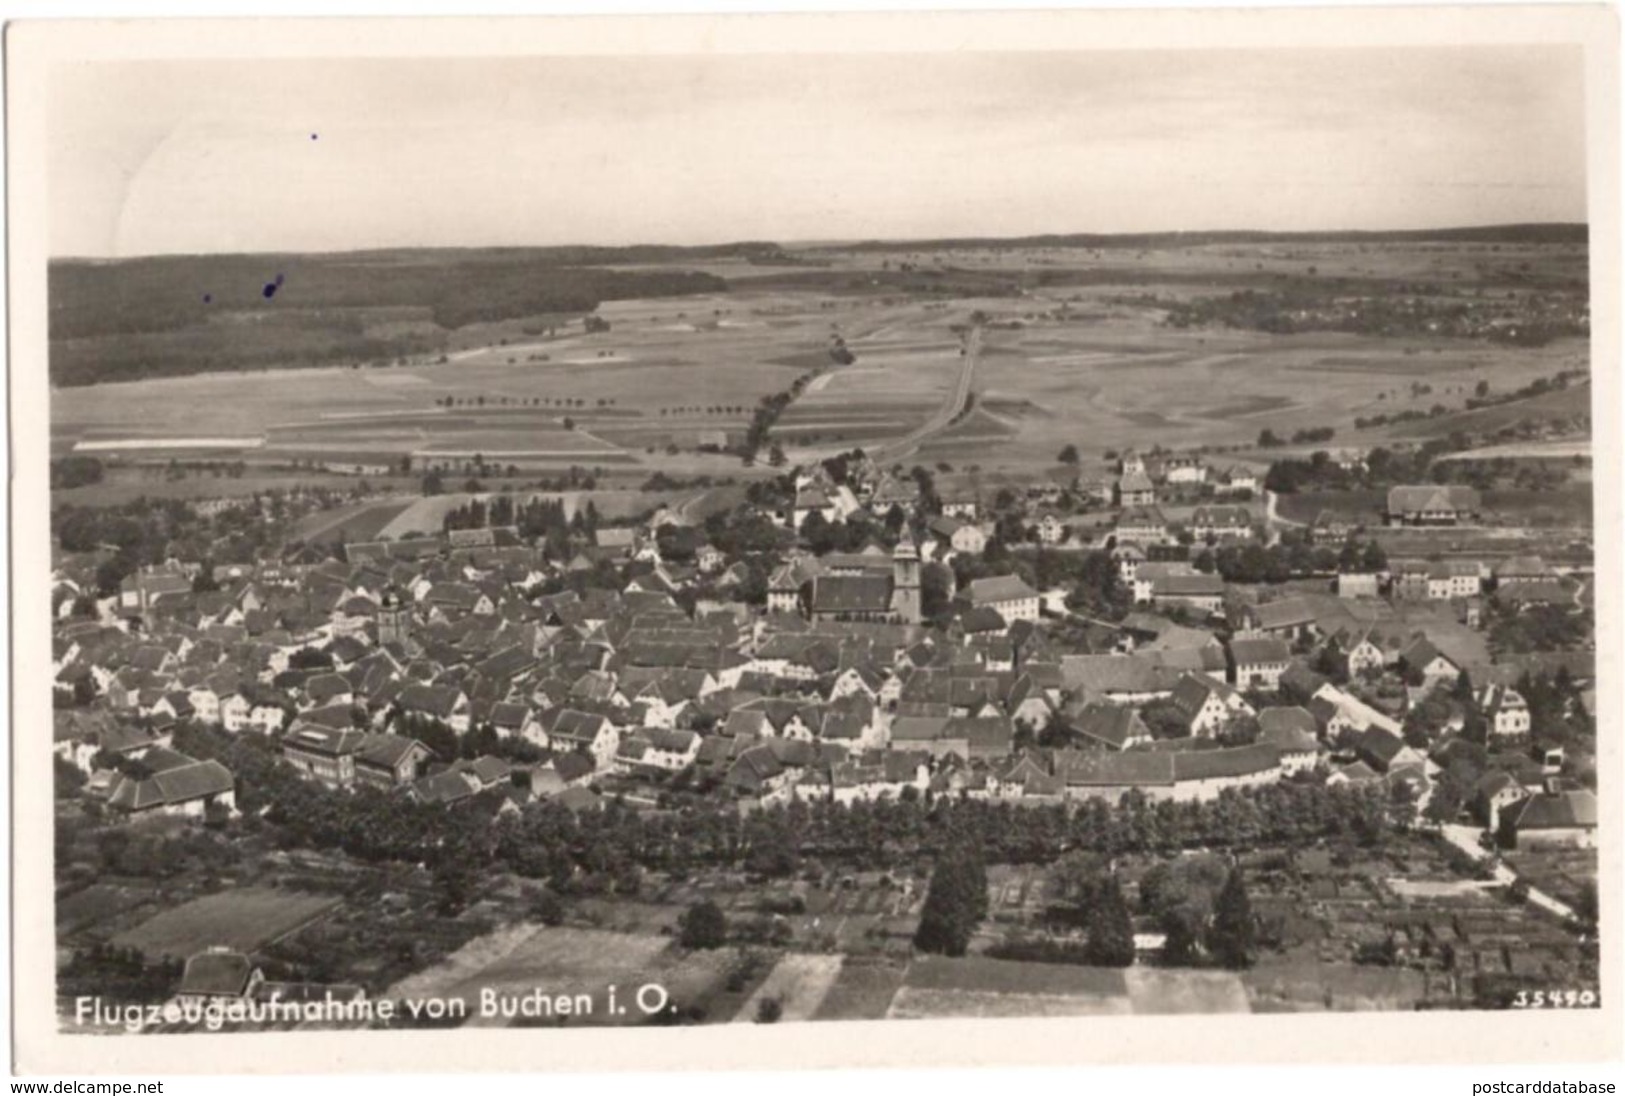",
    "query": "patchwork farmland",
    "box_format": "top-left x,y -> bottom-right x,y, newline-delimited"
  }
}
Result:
52,238 -> 1589,497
